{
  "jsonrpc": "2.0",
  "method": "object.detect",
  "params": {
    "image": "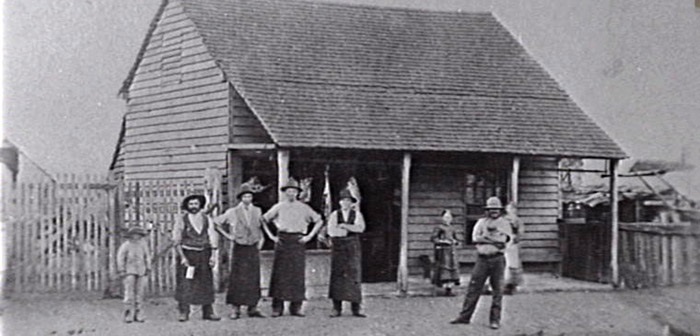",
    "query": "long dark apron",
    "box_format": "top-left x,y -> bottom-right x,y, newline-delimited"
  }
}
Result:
329,235 -> 362,303
269,233 -> 306,301
175,249 -> 215,305
226,243 -> 261,306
